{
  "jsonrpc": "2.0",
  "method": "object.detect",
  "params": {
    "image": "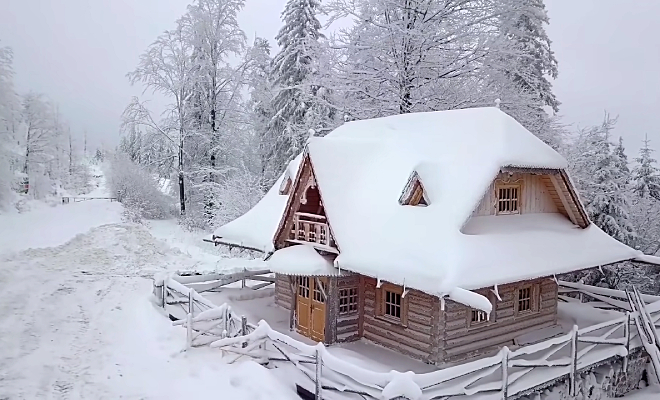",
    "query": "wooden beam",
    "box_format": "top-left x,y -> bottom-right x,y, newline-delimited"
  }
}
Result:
548,174 -> 578,225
